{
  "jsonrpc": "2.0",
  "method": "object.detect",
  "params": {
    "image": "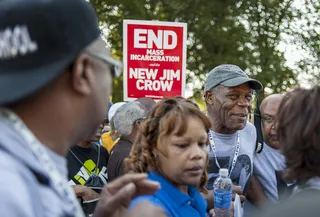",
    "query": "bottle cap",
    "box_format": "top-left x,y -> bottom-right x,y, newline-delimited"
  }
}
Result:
219,168 -> 229,177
